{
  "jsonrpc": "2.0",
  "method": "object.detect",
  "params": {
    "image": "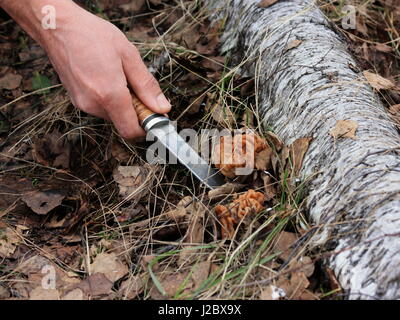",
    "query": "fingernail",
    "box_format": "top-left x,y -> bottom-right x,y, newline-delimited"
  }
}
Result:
156,93 -> 171,112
